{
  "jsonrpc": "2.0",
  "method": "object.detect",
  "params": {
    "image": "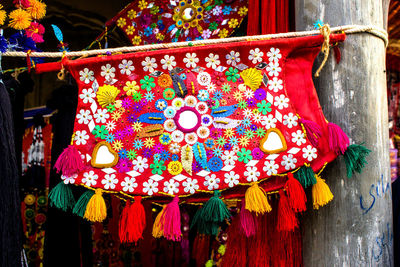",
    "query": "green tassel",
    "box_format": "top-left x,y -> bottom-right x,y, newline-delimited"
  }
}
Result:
294,165 -> 317,188
73,190 -> 95,217
191,206 -> 220,236
48,181 -> 75,211
343,144 -> 371,178
202,190 -> 231,223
